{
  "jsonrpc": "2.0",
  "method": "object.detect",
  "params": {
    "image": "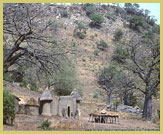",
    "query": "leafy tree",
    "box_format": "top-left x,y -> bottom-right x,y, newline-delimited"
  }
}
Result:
133,3 -> 140,10
116,72 -> 137,106
144,9 -> 150,17
111,99 -> 120,111
147,17 -> 156,26
129,15 -> 145,31
152,25 -> 160,34
85,5 -> 96,16
3,90 -> 16,125
89,13 -> 104,27
124,3 -> 133,9
112,33 -> 160,121
124,3 -> 140,15
50,59 -> 81,96
98,63 -> 119,106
